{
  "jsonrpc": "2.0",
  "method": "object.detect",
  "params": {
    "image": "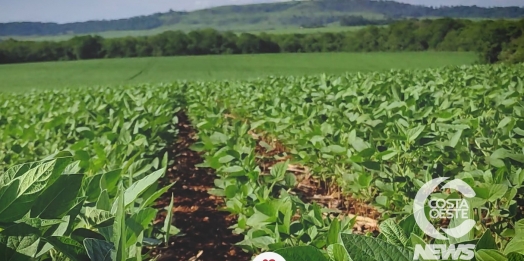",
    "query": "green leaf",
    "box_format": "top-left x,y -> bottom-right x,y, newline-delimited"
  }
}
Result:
507,253 -> 524,261
505,220 -> 524,255
447,198 -> 475,245
83,238 -> 113,261
476,230 -> 498,251
97,190 -> 111,211
409,233 -> 426,249
488,184 -> 508,202
119,168 -> 165,209
275,245 -> 330,261
510,169 -> 524,186
210,132 -> 228,144
0,222 -> 41,261
126,208 -> 157,248
219,155 -> 235,163
102,169 -> 122,195
31,174 -> 84,219
475,249 -> 508,261
379,219 -> 408,247
447,129 -> 463,148
141,183 -> 174,208
327,243 -> 352,261
351,138 -> 370,152
498,117 -> 513,129
270,160 -> 289,180
0,158 -> 71,223
327,218 -> 341,245
407,125 -> 425,142
399,214 -> 420,238
71,228 -> 106,243
222,166 -> 244,173
84,207 -> 114,228
225,185 -> 238,198
378,150 -> 397,161
327,145 -> 347,155
163,193 -> 176,243
84,174 -> 104,202
112,184 -> 127,261
513,128 -> 524,136
45,236 -> 89,261
340,233 -> 414,261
